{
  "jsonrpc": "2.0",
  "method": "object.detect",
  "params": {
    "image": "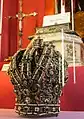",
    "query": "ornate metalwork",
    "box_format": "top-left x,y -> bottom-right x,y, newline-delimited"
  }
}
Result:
36,23 -> 70,35
7,37 -> 68,117
66,43 -> 76,60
